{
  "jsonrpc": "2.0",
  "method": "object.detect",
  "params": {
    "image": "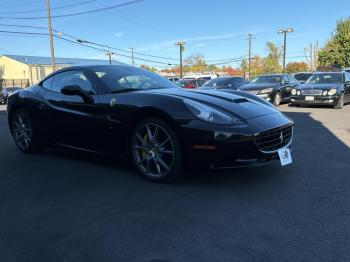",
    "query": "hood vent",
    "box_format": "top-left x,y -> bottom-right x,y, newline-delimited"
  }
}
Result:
232,98 -> 249,104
